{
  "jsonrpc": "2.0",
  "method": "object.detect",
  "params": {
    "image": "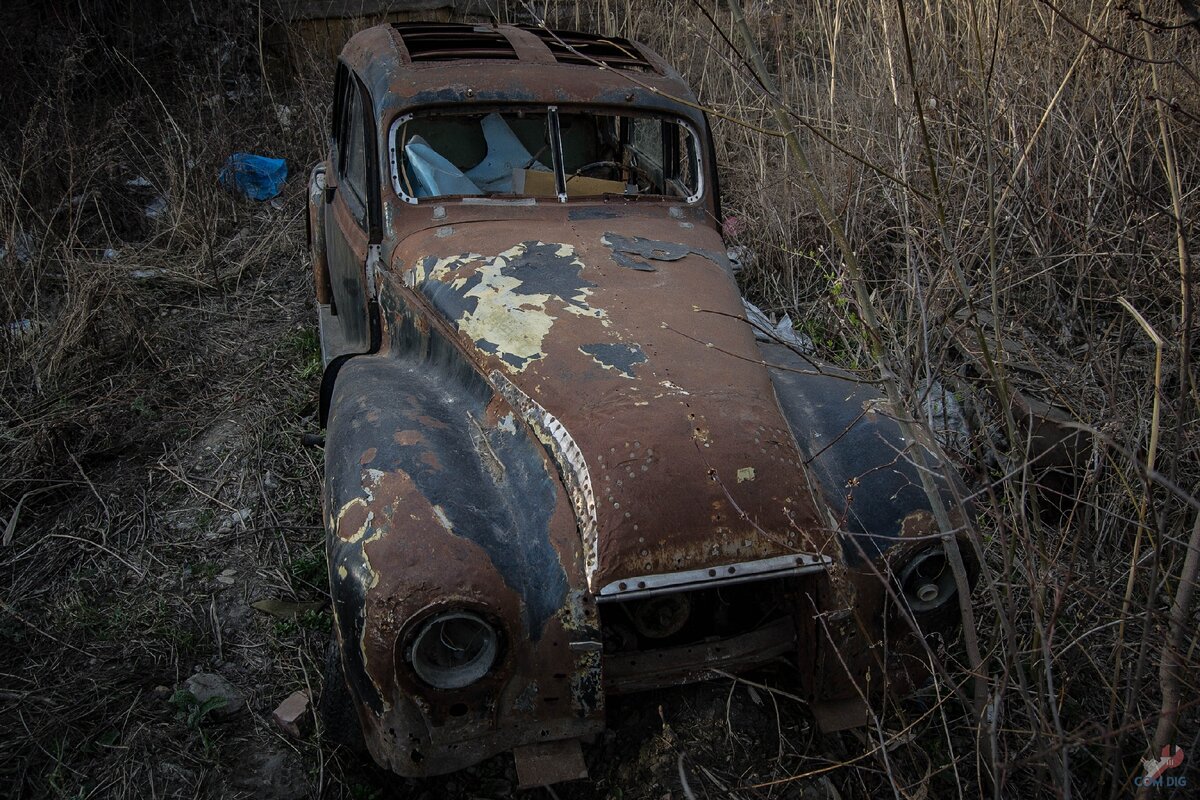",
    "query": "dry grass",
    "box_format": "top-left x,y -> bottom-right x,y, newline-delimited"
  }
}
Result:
1,0 -> 1197,798
0,3 -> 341,797
517,0 -> 1200,796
